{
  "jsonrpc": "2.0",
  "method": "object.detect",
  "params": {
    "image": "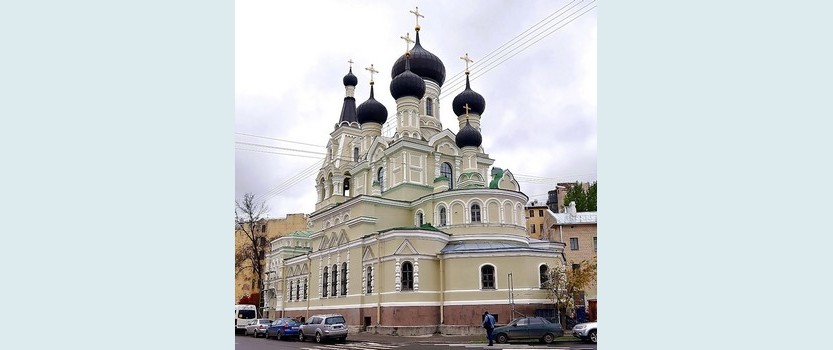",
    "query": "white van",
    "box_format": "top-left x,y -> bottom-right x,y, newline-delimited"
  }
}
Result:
234,304 -> 257,334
